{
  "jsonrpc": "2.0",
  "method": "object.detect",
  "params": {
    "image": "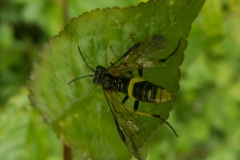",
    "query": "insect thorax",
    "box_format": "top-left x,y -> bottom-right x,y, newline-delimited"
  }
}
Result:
100,73 -> 131,92
93,65 -> 130,92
